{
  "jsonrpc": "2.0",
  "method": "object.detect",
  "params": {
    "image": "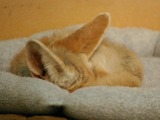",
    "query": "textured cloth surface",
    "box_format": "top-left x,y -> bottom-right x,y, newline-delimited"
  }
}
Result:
0,26 -> 160,119
64,87 -> 160,120
106,27 -> 160,57
0,72 -> 69,115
